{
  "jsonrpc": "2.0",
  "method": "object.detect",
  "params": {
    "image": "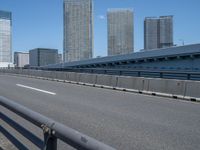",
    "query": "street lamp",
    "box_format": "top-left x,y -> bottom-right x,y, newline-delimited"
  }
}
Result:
179,39 -> 185,46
